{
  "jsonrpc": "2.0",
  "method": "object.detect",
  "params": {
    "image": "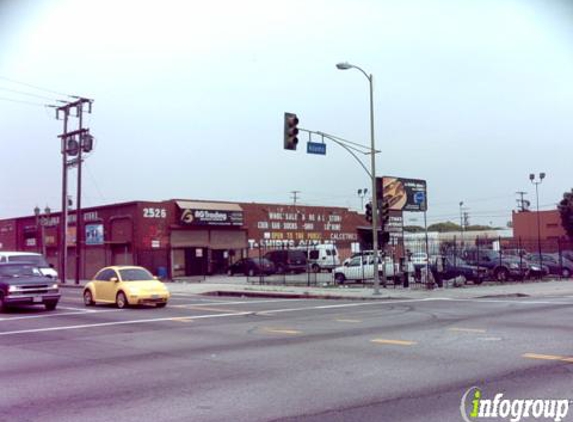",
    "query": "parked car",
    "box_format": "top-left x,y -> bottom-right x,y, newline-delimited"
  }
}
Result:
526,253 -> 573,278
297,244 -> 340,273
0,251 -> 58,279
333,255 -> 400,284
461,248 -> 529,281
434,256 -> 488,285
0,263 -> 60,311
263,250 -> 307,274
227,258 -> 275,276
83,266 -> 170,309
